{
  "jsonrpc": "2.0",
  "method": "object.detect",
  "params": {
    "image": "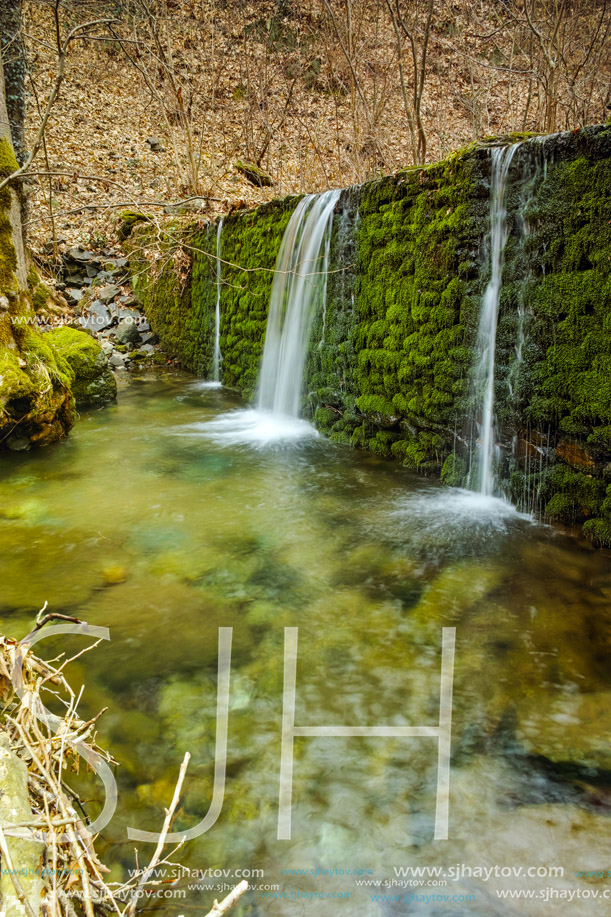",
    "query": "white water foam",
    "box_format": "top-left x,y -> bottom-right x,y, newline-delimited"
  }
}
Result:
191,380 -> 224,391
394,487 -> 534,541
178,408 -> 319,447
